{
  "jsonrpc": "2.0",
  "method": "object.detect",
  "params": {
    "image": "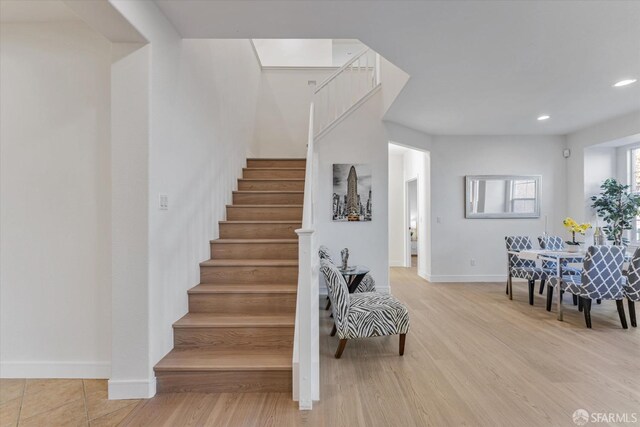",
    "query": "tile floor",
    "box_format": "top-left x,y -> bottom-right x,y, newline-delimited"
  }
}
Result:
0,379 -> 143,427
